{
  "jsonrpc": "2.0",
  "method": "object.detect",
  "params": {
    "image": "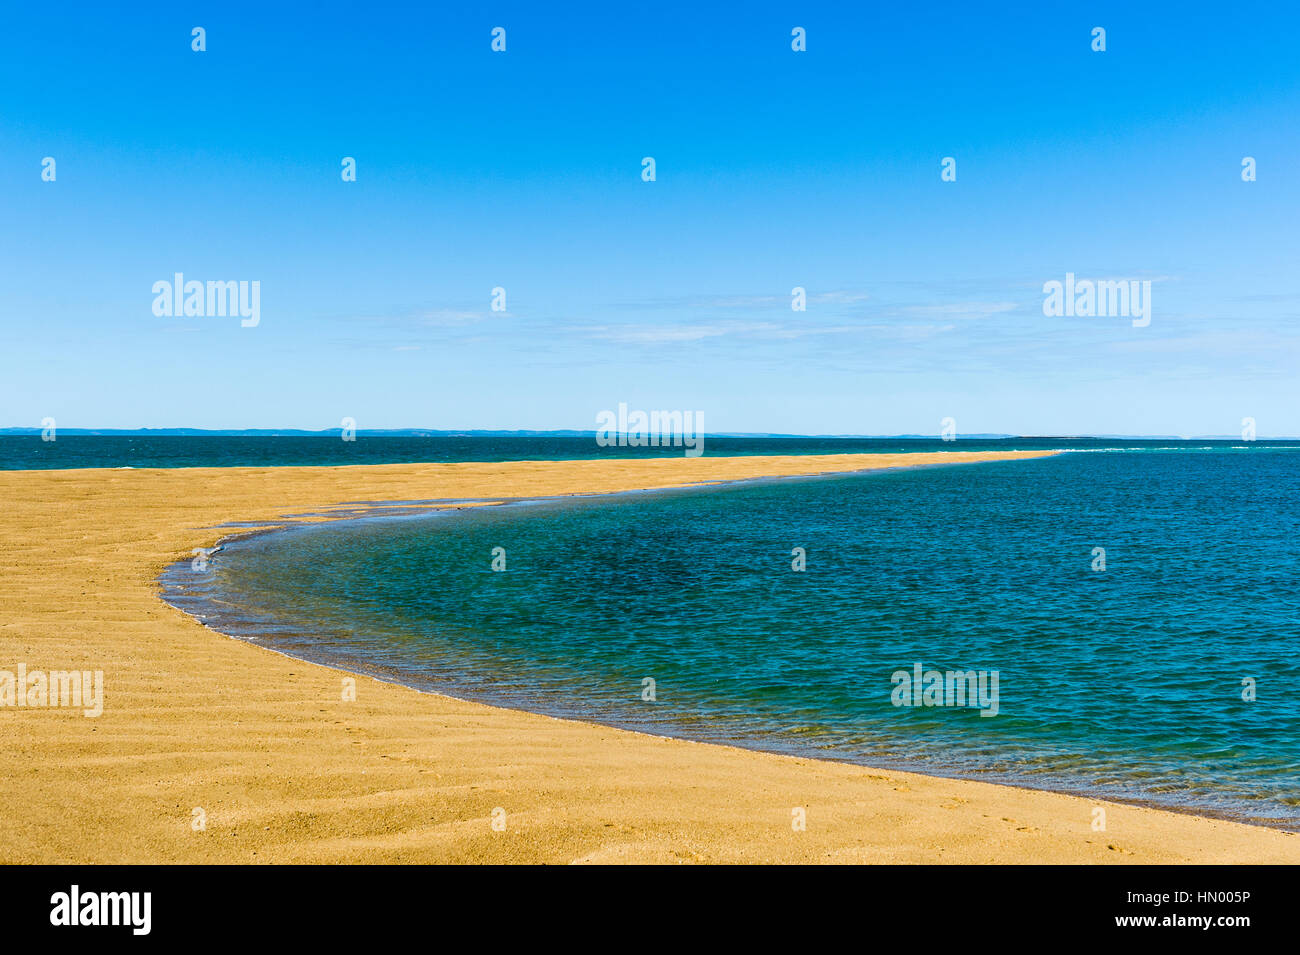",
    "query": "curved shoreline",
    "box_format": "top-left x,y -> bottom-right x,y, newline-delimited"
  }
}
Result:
156,467 -> 1299,834
3,450 -> 1296,863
